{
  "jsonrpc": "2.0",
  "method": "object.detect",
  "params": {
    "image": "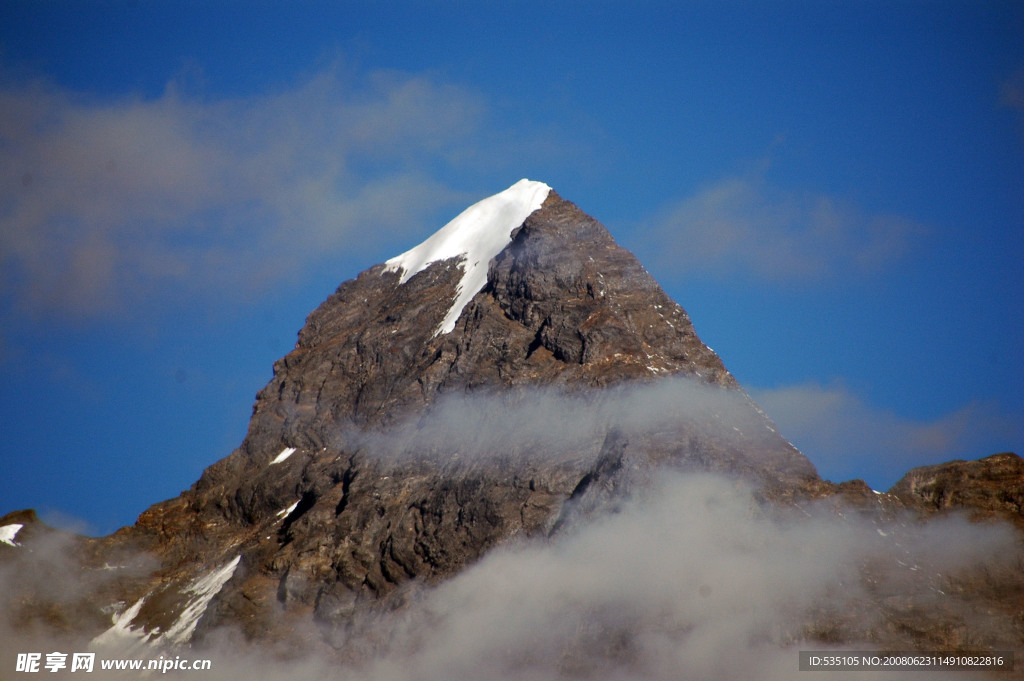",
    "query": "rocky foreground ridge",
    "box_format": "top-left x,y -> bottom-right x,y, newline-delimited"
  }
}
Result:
2,181 -> 1021,678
